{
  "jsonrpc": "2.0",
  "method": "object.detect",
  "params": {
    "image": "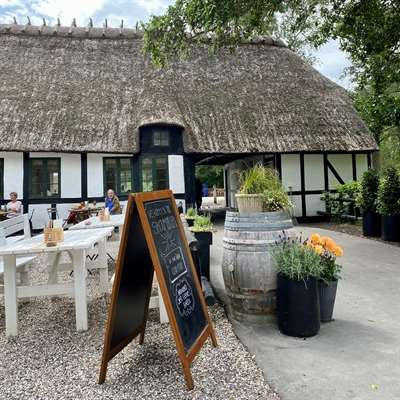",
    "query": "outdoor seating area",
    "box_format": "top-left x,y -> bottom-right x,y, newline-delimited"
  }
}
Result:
0,1 -> 399,398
